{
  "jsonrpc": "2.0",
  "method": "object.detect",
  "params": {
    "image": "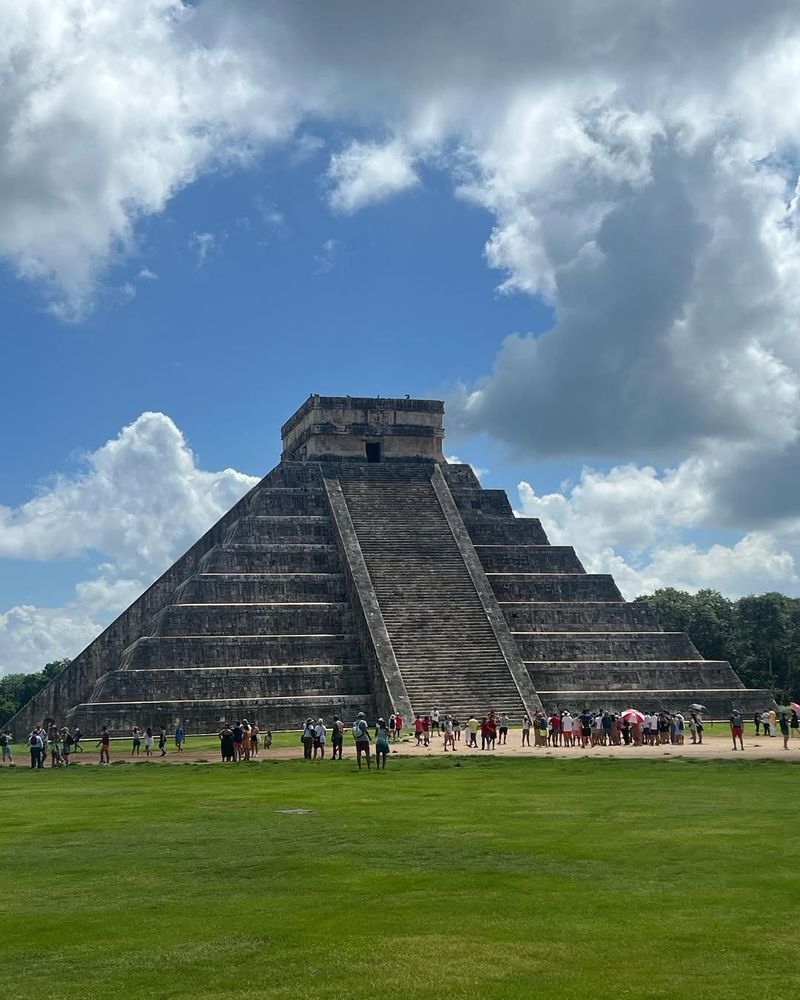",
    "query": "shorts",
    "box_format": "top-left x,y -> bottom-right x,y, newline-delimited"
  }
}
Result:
732,726 -> 743,737
355,740 -> 371,753
2,746 -> 11,758
499,727 -> 508,734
